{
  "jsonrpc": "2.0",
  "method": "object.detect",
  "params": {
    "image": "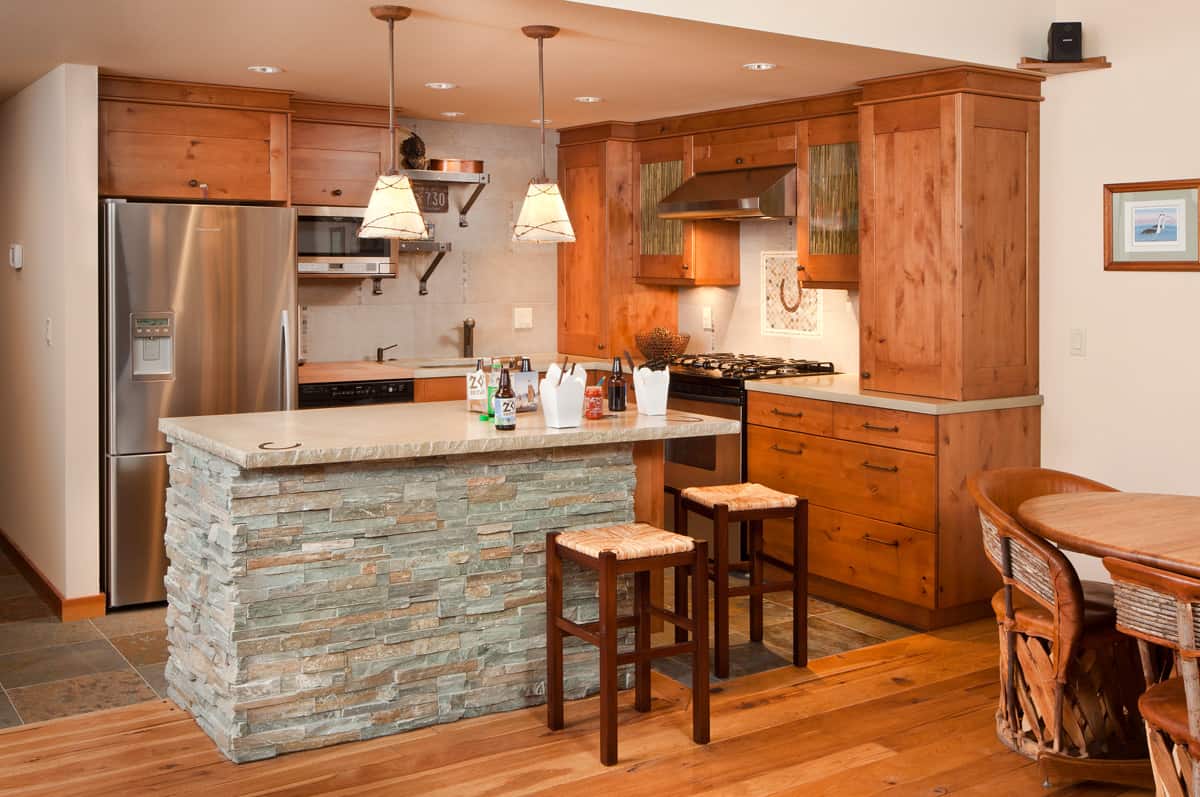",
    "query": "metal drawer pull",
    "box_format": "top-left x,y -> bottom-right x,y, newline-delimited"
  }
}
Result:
770,444 -> 805,456
862,534 -> 900,548
862,461 -> 899,473
862,422 -> 900,433
771,408 -> 805,418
